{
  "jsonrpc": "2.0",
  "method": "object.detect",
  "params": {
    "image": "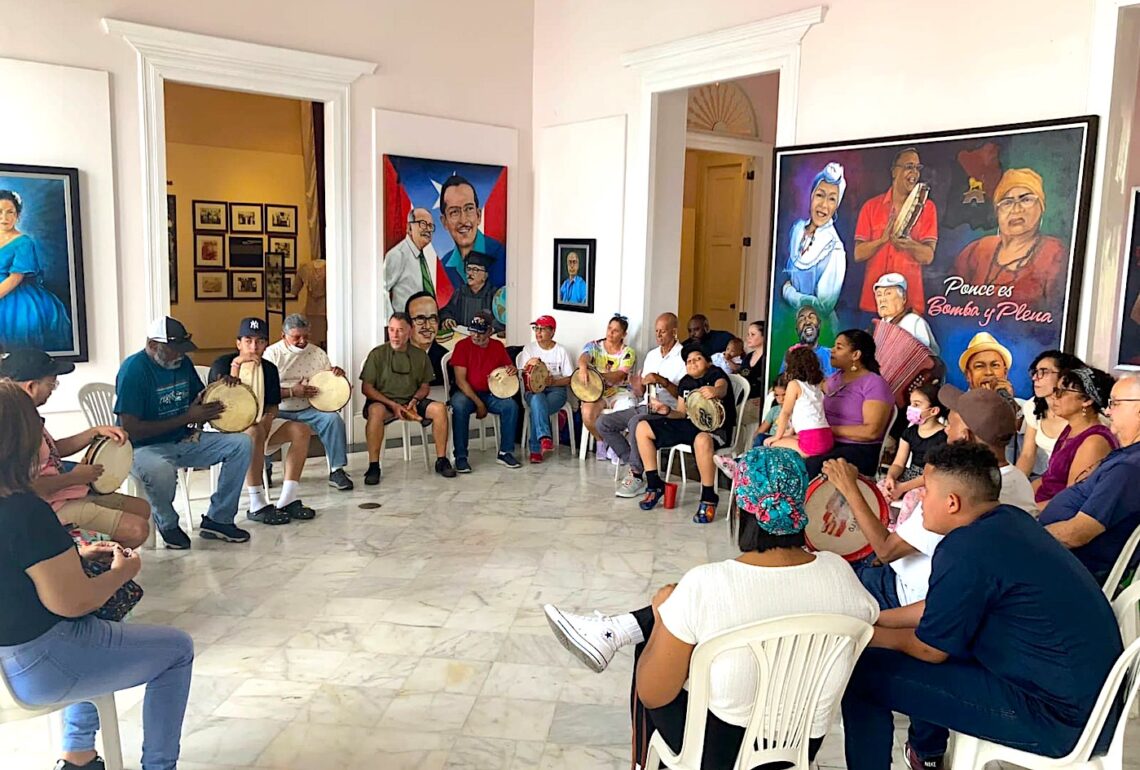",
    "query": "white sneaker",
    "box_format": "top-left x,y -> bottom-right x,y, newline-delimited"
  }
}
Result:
615,470 -> 647,498
543,604 -> 625,672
